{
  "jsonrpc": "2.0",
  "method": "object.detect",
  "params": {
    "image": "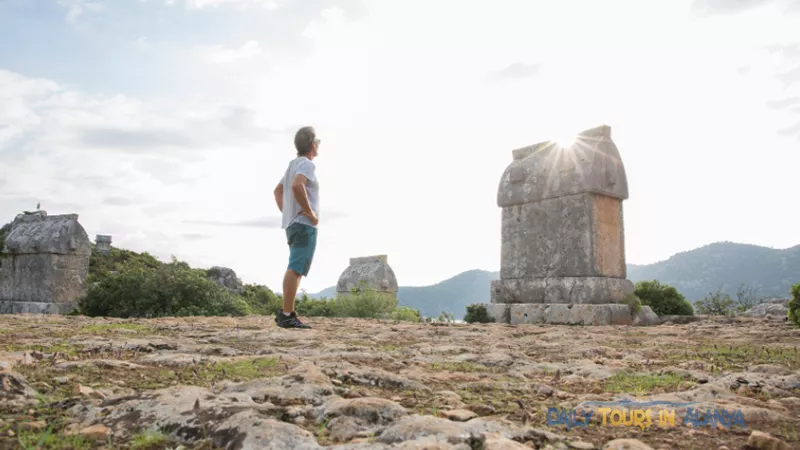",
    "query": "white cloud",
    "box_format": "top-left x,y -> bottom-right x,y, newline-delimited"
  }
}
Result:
3,0 -> 800,294
197,40 -> 264,64
184,0 -> 290,10
0,68 -> 309,284
57,0 -> 104,25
